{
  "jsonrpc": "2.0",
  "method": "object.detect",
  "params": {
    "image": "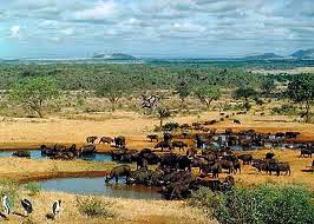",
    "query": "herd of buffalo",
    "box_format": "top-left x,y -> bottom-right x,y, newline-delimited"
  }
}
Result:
9,116 -> 314,199
99,118 -> 313,199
